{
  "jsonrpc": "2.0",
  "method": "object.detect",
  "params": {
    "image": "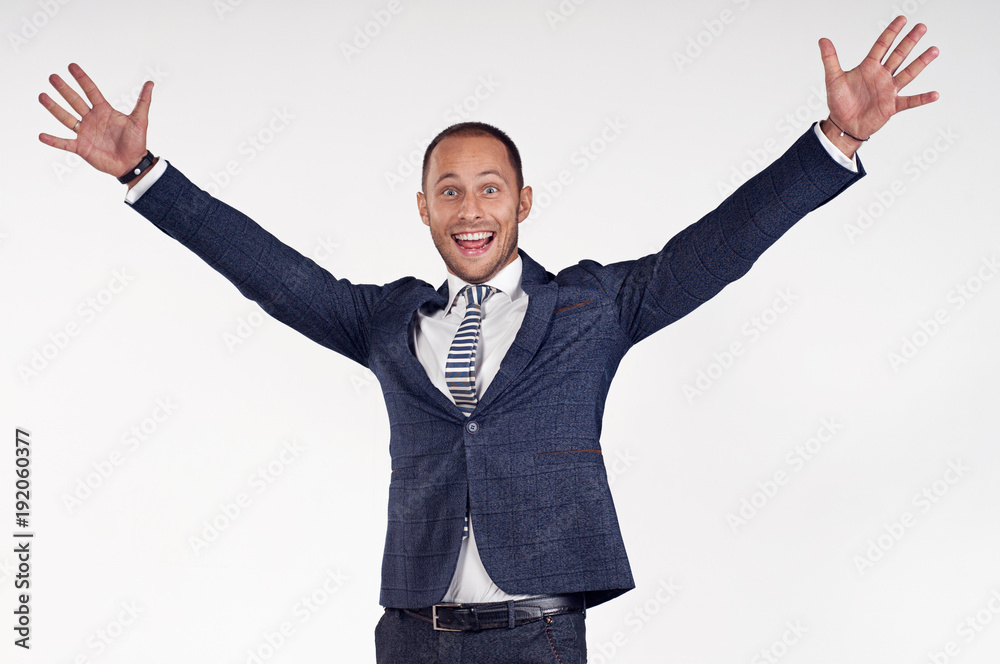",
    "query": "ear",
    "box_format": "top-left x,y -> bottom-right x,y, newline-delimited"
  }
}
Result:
516,185 -> 532,223
416,191 -> 430,227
